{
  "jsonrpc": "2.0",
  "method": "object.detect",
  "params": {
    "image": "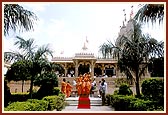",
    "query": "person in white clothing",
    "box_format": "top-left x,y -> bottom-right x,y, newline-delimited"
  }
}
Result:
101,78 -> 108,94
98,81 -> 102,98
100,81 -> 106,105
